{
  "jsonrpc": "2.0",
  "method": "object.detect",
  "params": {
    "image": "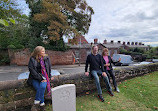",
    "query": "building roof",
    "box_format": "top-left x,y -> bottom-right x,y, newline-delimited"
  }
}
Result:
101,43 -> 123,48
67,43 -> 92,49
68,36 -> 88,44
76,36 -> 88,44
125,44 -> 148,48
